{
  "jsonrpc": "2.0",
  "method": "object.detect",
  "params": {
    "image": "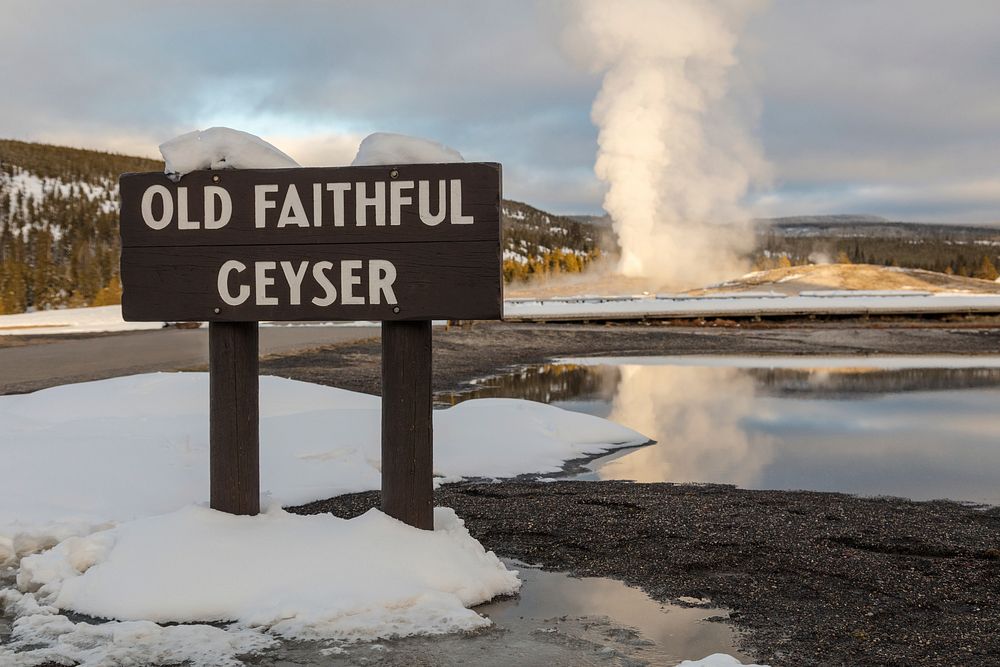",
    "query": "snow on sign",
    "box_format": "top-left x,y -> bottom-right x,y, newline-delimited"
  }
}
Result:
118,163 -> 503,321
